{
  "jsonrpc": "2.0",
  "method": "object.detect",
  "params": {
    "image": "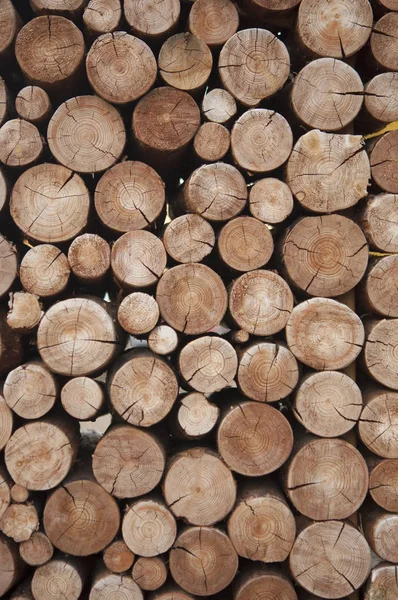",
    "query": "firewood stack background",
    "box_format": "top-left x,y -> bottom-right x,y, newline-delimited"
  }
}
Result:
0,0 -> 397,598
